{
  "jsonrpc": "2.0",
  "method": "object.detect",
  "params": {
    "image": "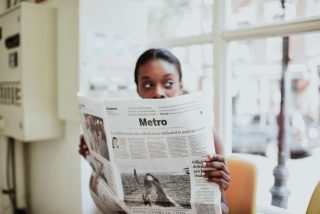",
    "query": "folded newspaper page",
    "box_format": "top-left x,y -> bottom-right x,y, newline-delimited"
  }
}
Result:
78,92 -> 222,214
